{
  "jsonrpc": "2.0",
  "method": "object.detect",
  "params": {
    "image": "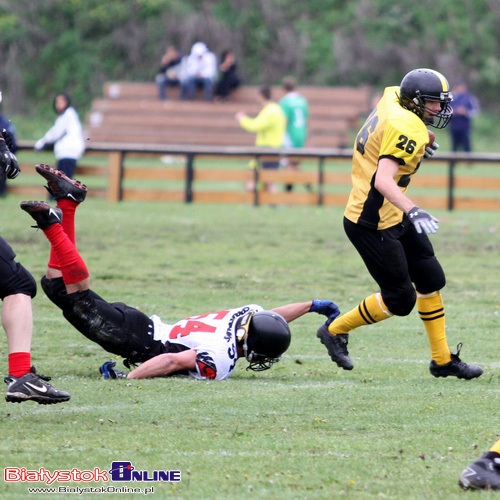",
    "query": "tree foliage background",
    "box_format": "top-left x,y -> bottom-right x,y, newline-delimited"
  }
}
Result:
1,0 -> 500,114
